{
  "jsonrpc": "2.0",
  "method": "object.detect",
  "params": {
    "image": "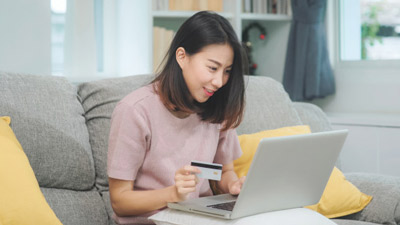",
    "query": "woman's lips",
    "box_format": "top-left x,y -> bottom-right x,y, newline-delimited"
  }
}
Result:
203,87 -> 214,97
